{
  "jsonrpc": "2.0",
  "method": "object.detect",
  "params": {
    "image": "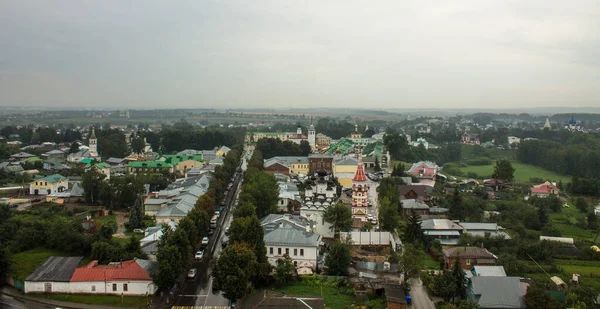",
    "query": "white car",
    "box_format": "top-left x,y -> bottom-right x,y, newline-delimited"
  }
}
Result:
201,237 -> 210,246
367,215 -> 374,221
187,268 -> 197,278
195,250 -> 204,260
